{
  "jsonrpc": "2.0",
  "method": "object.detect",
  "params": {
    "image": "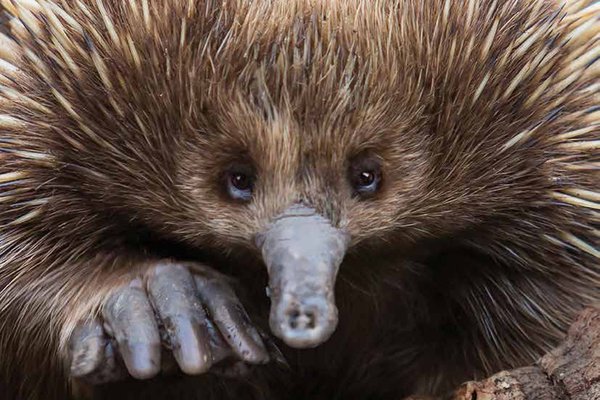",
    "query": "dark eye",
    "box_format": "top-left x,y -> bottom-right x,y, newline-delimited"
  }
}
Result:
349,155 -> 382,198
357,171 -> 376,187
230,172 -> 252,191
225,165 -> 255,202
